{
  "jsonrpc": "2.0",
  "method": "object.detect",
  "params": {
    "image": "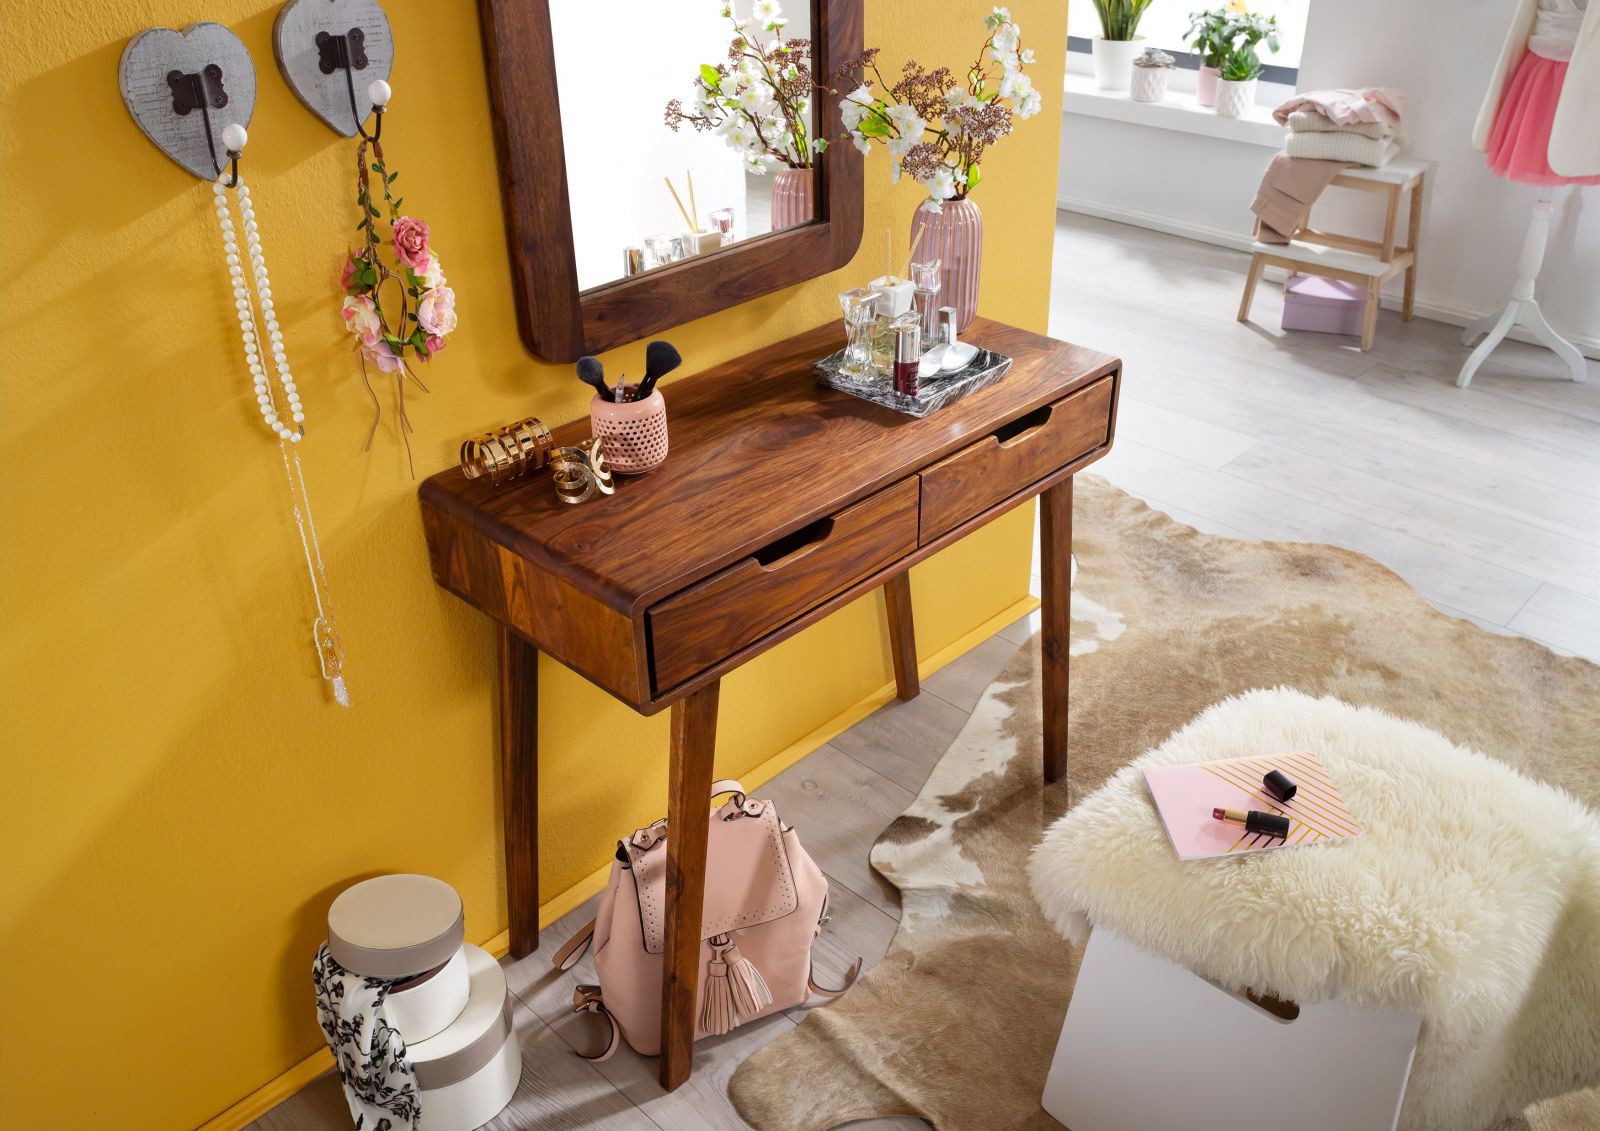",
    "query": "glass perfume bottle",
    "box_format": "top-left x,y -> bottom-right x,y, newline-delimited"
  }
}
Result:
709,207 -> 736,246
838,288 -> 879,379
867,278 -> 920,379
909,258 -> 943,345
